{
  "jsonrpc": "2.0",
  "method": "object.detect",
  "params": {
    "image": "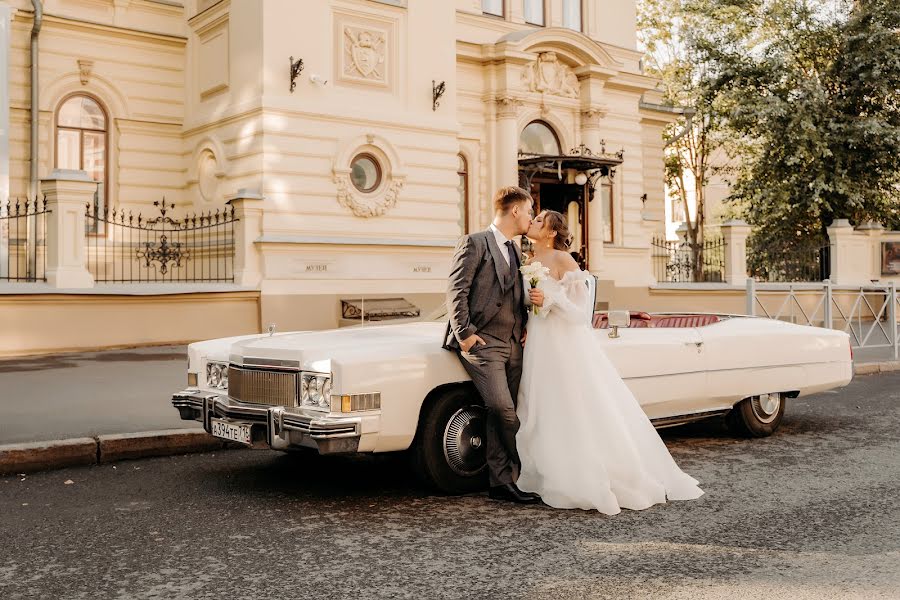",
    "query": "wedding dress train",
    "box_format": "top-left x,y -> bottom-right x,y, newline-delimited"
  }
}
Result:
515,270 -> 704,514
